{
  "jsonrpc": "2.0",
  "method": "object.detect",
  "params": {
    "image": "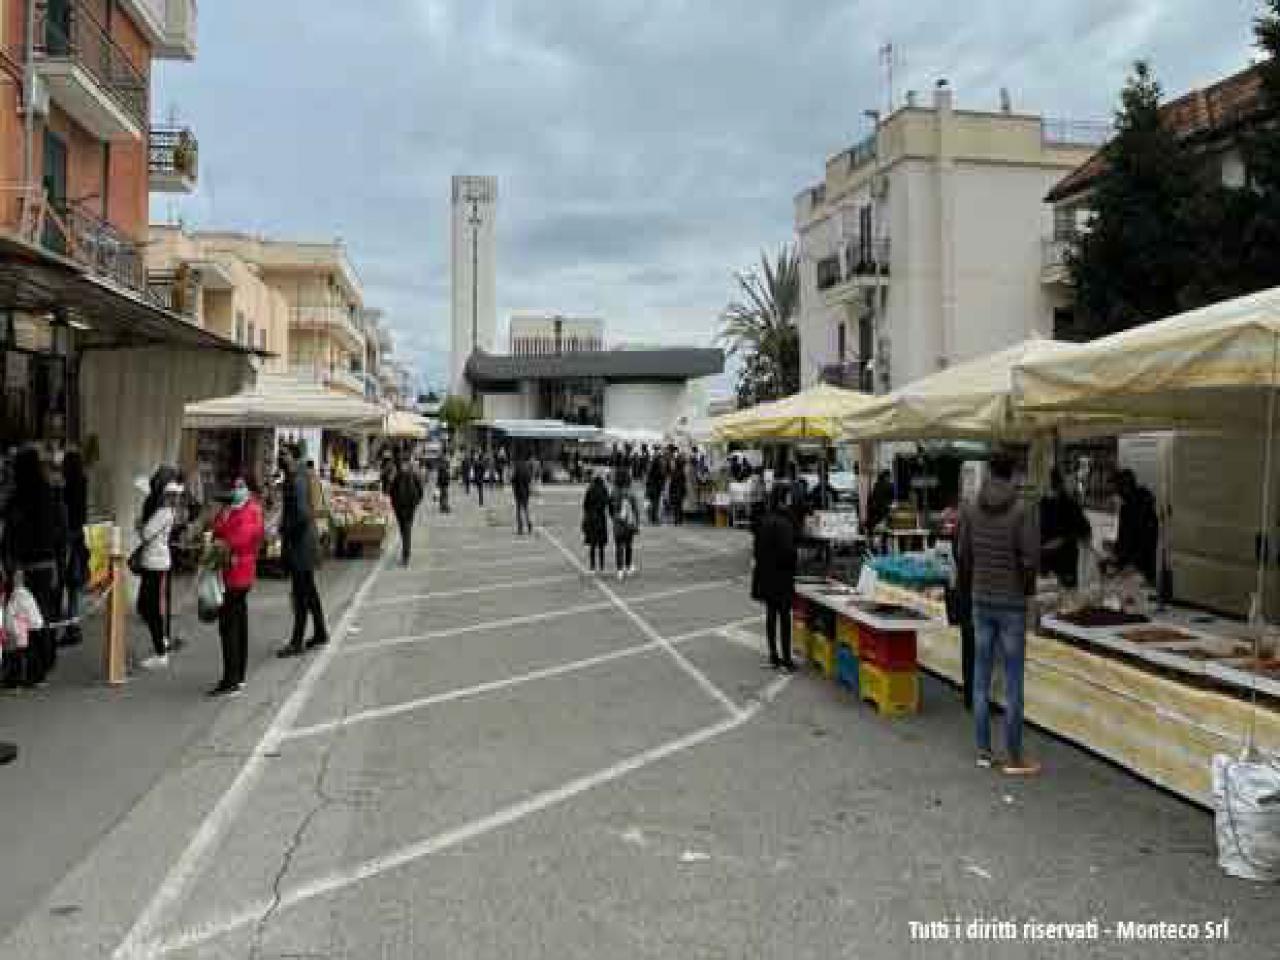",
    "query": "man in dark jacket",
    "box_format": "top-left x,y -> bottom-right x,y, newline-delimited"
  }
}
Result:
277,444 -> 328,658
512,457 -> 534,535
437,458 -> 451,514
1114,469 -> 1158,584
389,450 -> 424,565
645,456 -> 665,525
1040,468 -> 1091,588
753,489 -> 797,671
955,452 -> 1039,775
